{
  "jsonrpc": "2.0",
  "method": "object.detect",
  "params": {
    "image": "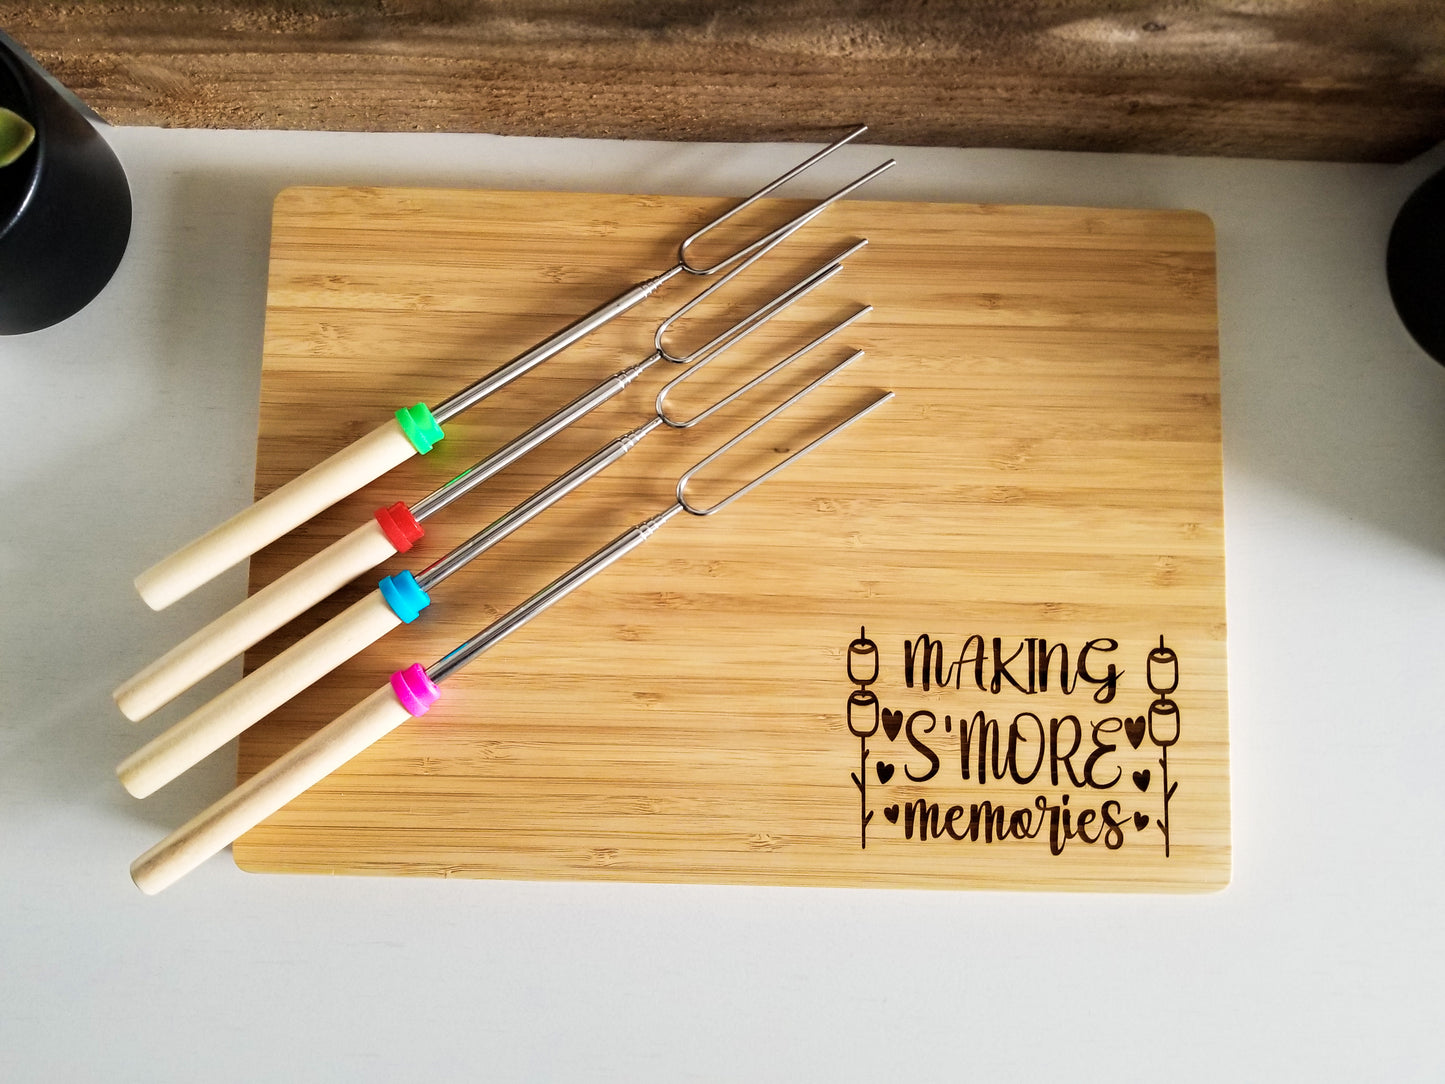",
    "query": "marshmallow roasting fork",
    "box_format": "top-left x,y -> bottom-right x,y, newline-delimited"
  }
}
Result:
130,385 -> 894,894
117,297 -> 873,799
114,236 -> 868,724
133,127 -> 894,611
